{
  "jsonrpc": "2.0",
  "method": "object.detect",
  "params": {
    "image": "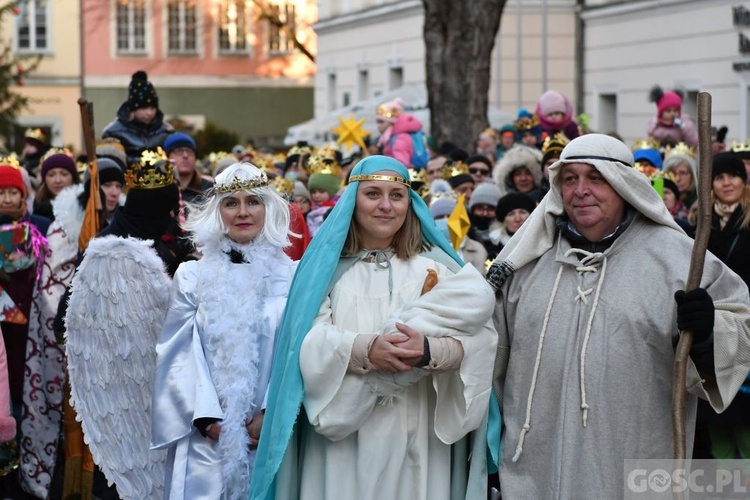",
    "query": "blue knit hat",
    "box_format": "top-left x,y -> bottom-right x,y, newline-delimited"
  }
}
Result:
163,133 -> 197,155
